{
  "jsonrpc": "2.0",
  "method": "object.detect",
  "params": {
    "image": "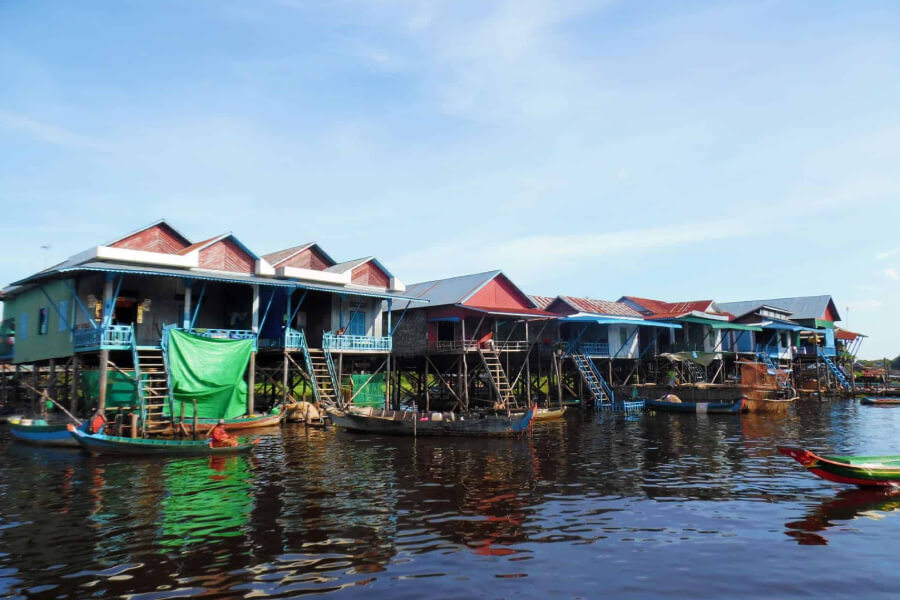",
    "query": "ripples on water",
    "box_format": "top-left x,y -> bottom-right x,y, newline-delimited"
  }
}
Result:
4,398 -> 900,598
